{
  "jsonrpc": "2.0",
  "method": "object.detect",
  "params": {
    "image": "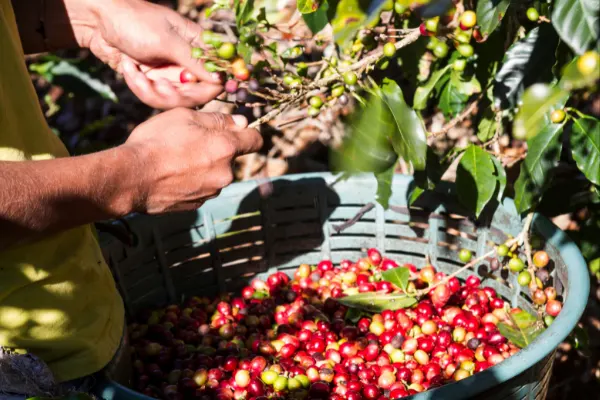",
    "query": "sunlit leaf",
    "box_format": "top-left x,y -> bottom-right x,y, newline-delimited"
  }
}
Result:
560,56 -> 600,90
376,162 -> 396,209
513,84 -> 569,140
379,78 -> 427,170
235,0 -> 256,29
498,310 -> 545,348
381,267 -> 410,292
491,155 -> 507,202
552,0 -> 599,55
477,106 -> 497,142
570,116 -> 600,185
302,1 -> 330,33
336,292 -> 417,312
297,0 -> 321,14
